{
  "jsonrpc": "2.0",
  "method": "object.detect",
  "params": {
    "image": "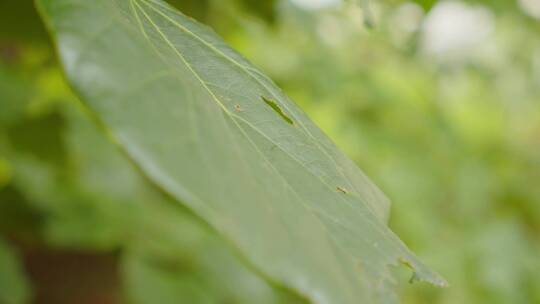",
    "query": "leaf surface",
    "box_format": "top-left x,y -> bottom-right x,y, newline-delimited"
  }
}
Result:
36,0 -> 446,302
0,61 -> 301,303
